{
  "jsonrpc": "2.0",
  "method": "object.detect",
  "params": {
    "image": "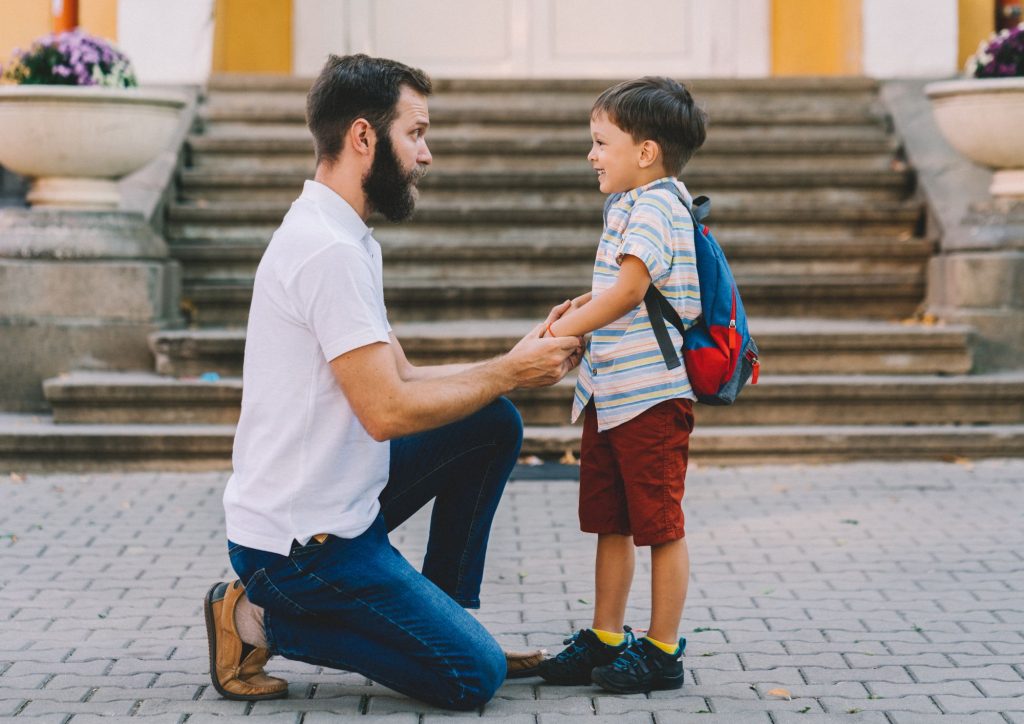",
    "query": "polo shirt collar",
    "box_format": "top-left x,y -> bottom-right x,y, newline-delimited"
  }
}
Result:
300,180 -> 372,241
624,175 -> 690,203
